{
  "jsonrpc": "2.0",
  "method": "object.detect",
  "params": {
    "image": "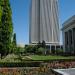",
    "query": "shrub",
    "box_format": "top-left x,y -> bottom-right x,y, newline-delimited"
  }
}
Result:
56,49 -> 63,55
25,45 -> 37,54
37,47 -> 45,55
0,62 -> 41,67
